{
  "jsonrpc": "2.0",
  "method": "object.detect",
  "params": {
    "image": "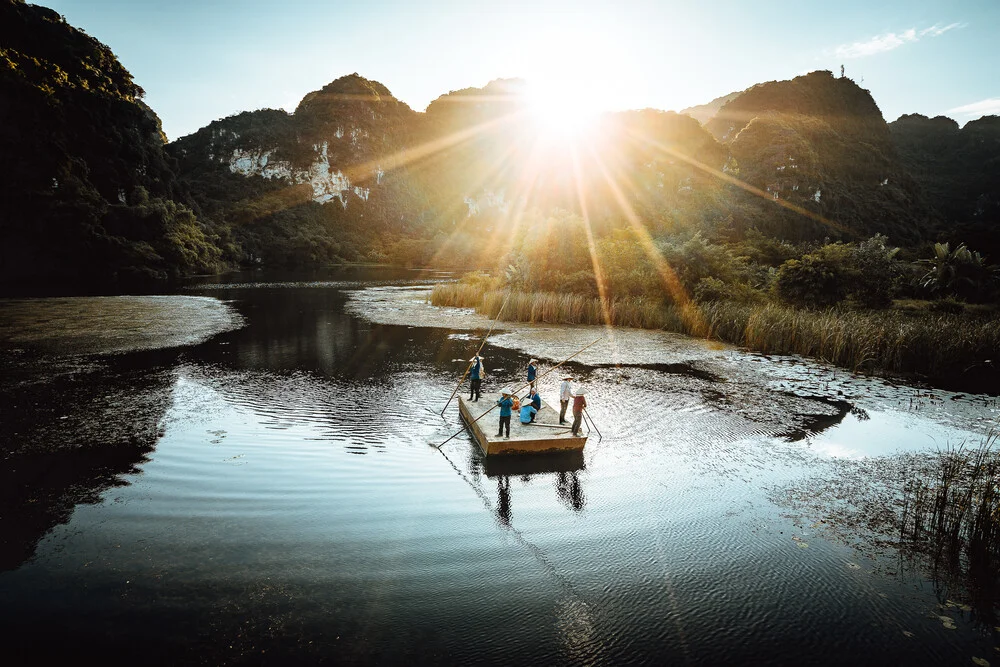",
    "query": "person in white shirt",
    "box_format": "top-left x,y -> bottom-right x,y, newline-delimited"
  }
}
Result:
558,375 -> 574,425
